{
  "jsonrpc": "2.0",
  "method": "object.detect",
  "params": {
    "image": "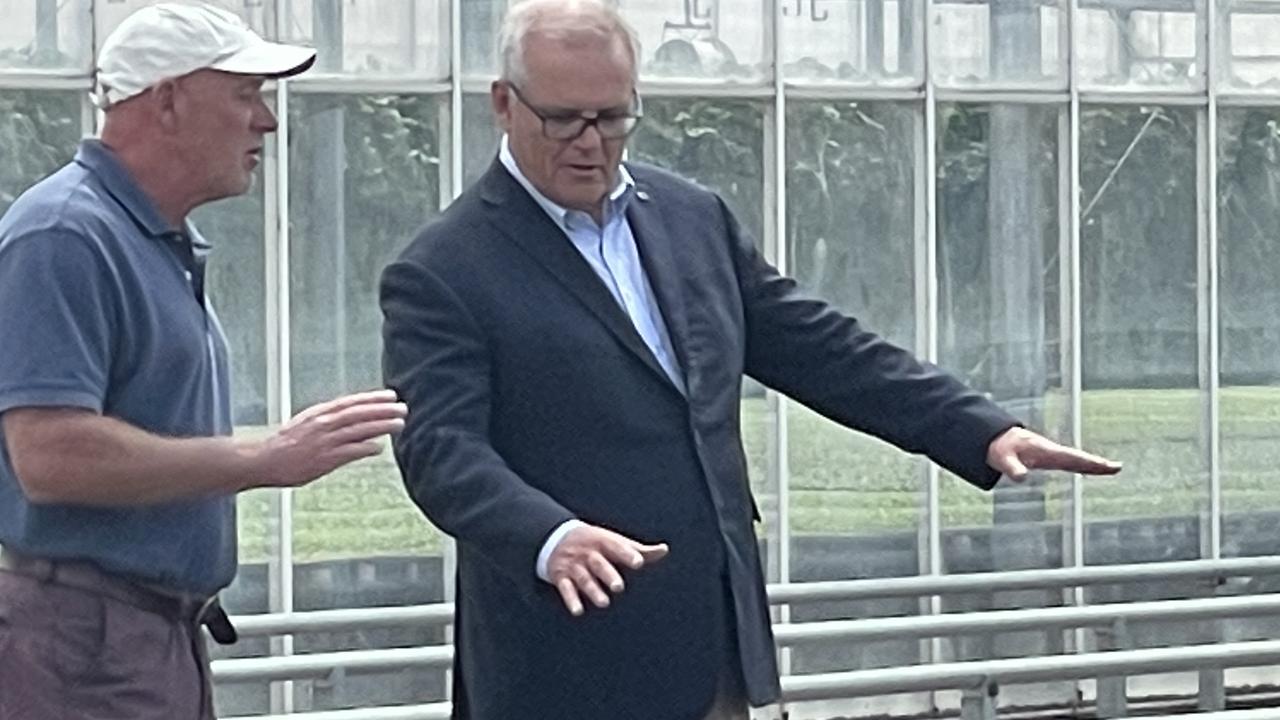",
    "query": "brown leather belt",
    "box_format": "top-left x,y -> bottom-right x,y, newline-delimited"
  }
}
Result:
0,548 -> 237,645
